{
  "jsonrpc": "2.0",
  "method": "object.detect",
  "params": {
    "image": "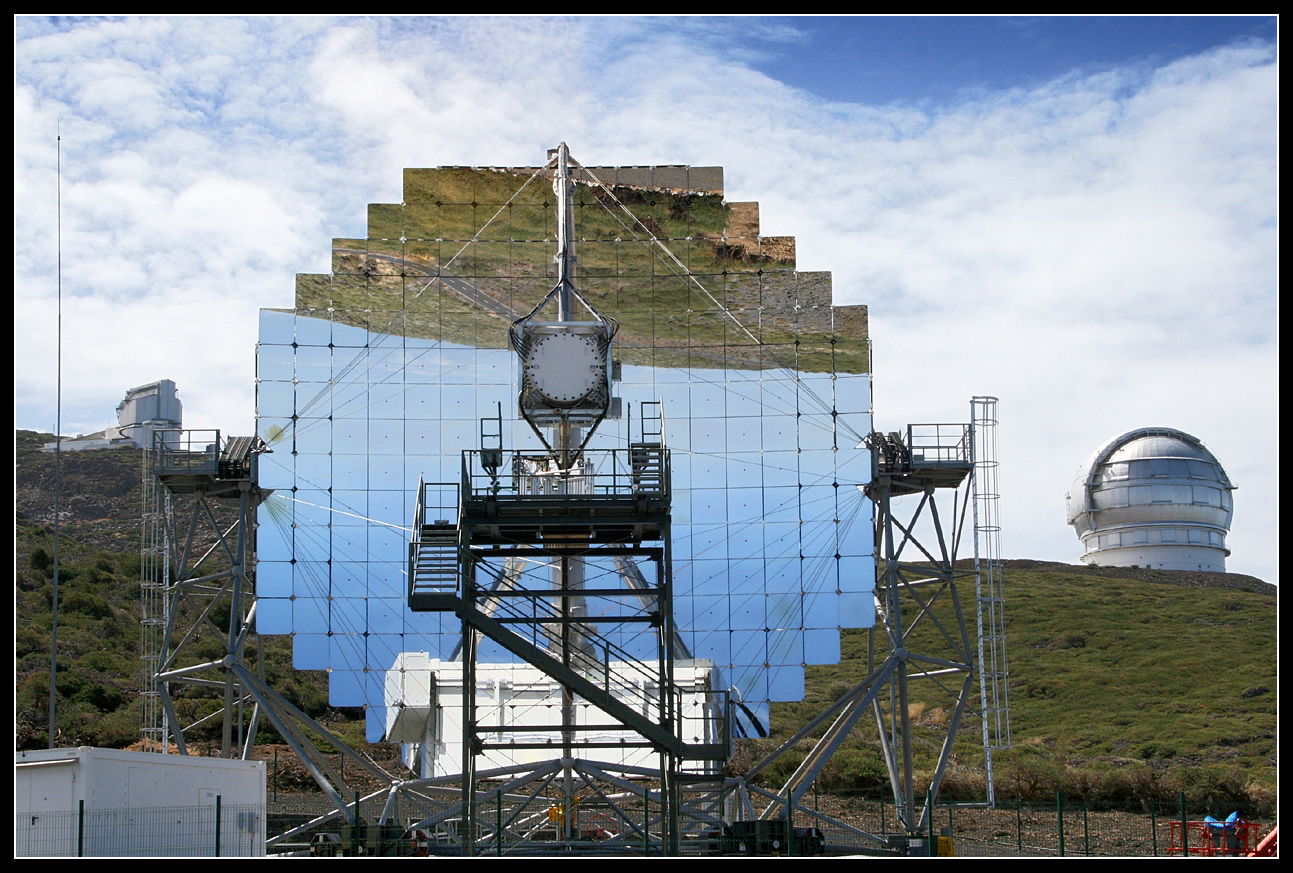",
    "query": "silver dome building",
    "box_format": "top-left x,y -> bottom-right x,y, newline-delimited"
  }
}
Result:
1066,428 -> 1234,572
